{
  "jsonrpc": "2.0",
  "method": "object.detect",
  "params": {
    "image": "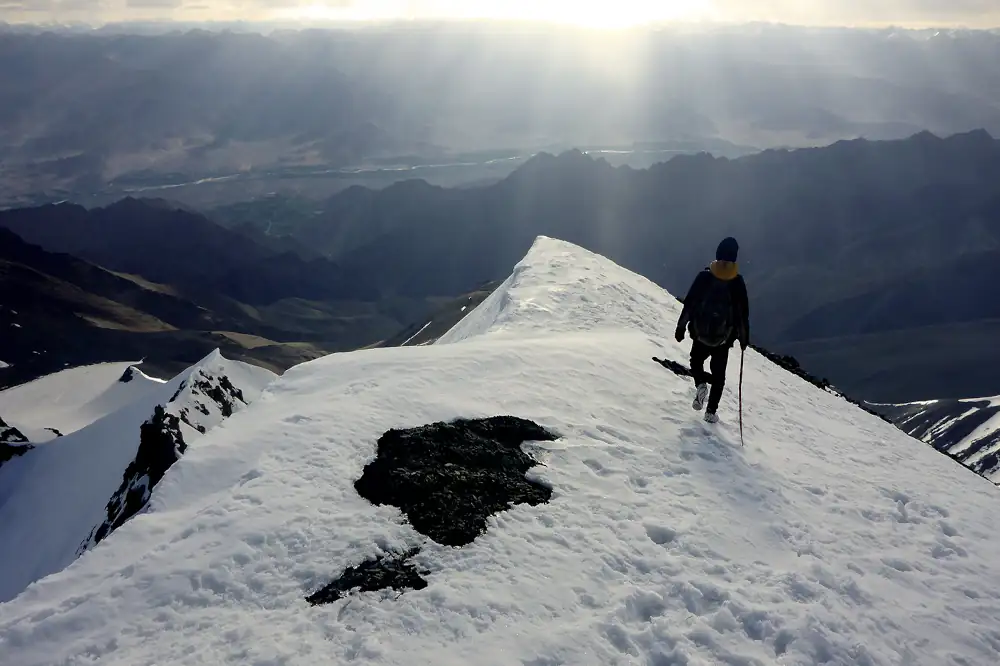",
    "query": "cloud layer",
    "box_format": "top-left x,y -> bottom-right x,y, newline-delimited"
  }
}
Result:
2,0 -> 1000,28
